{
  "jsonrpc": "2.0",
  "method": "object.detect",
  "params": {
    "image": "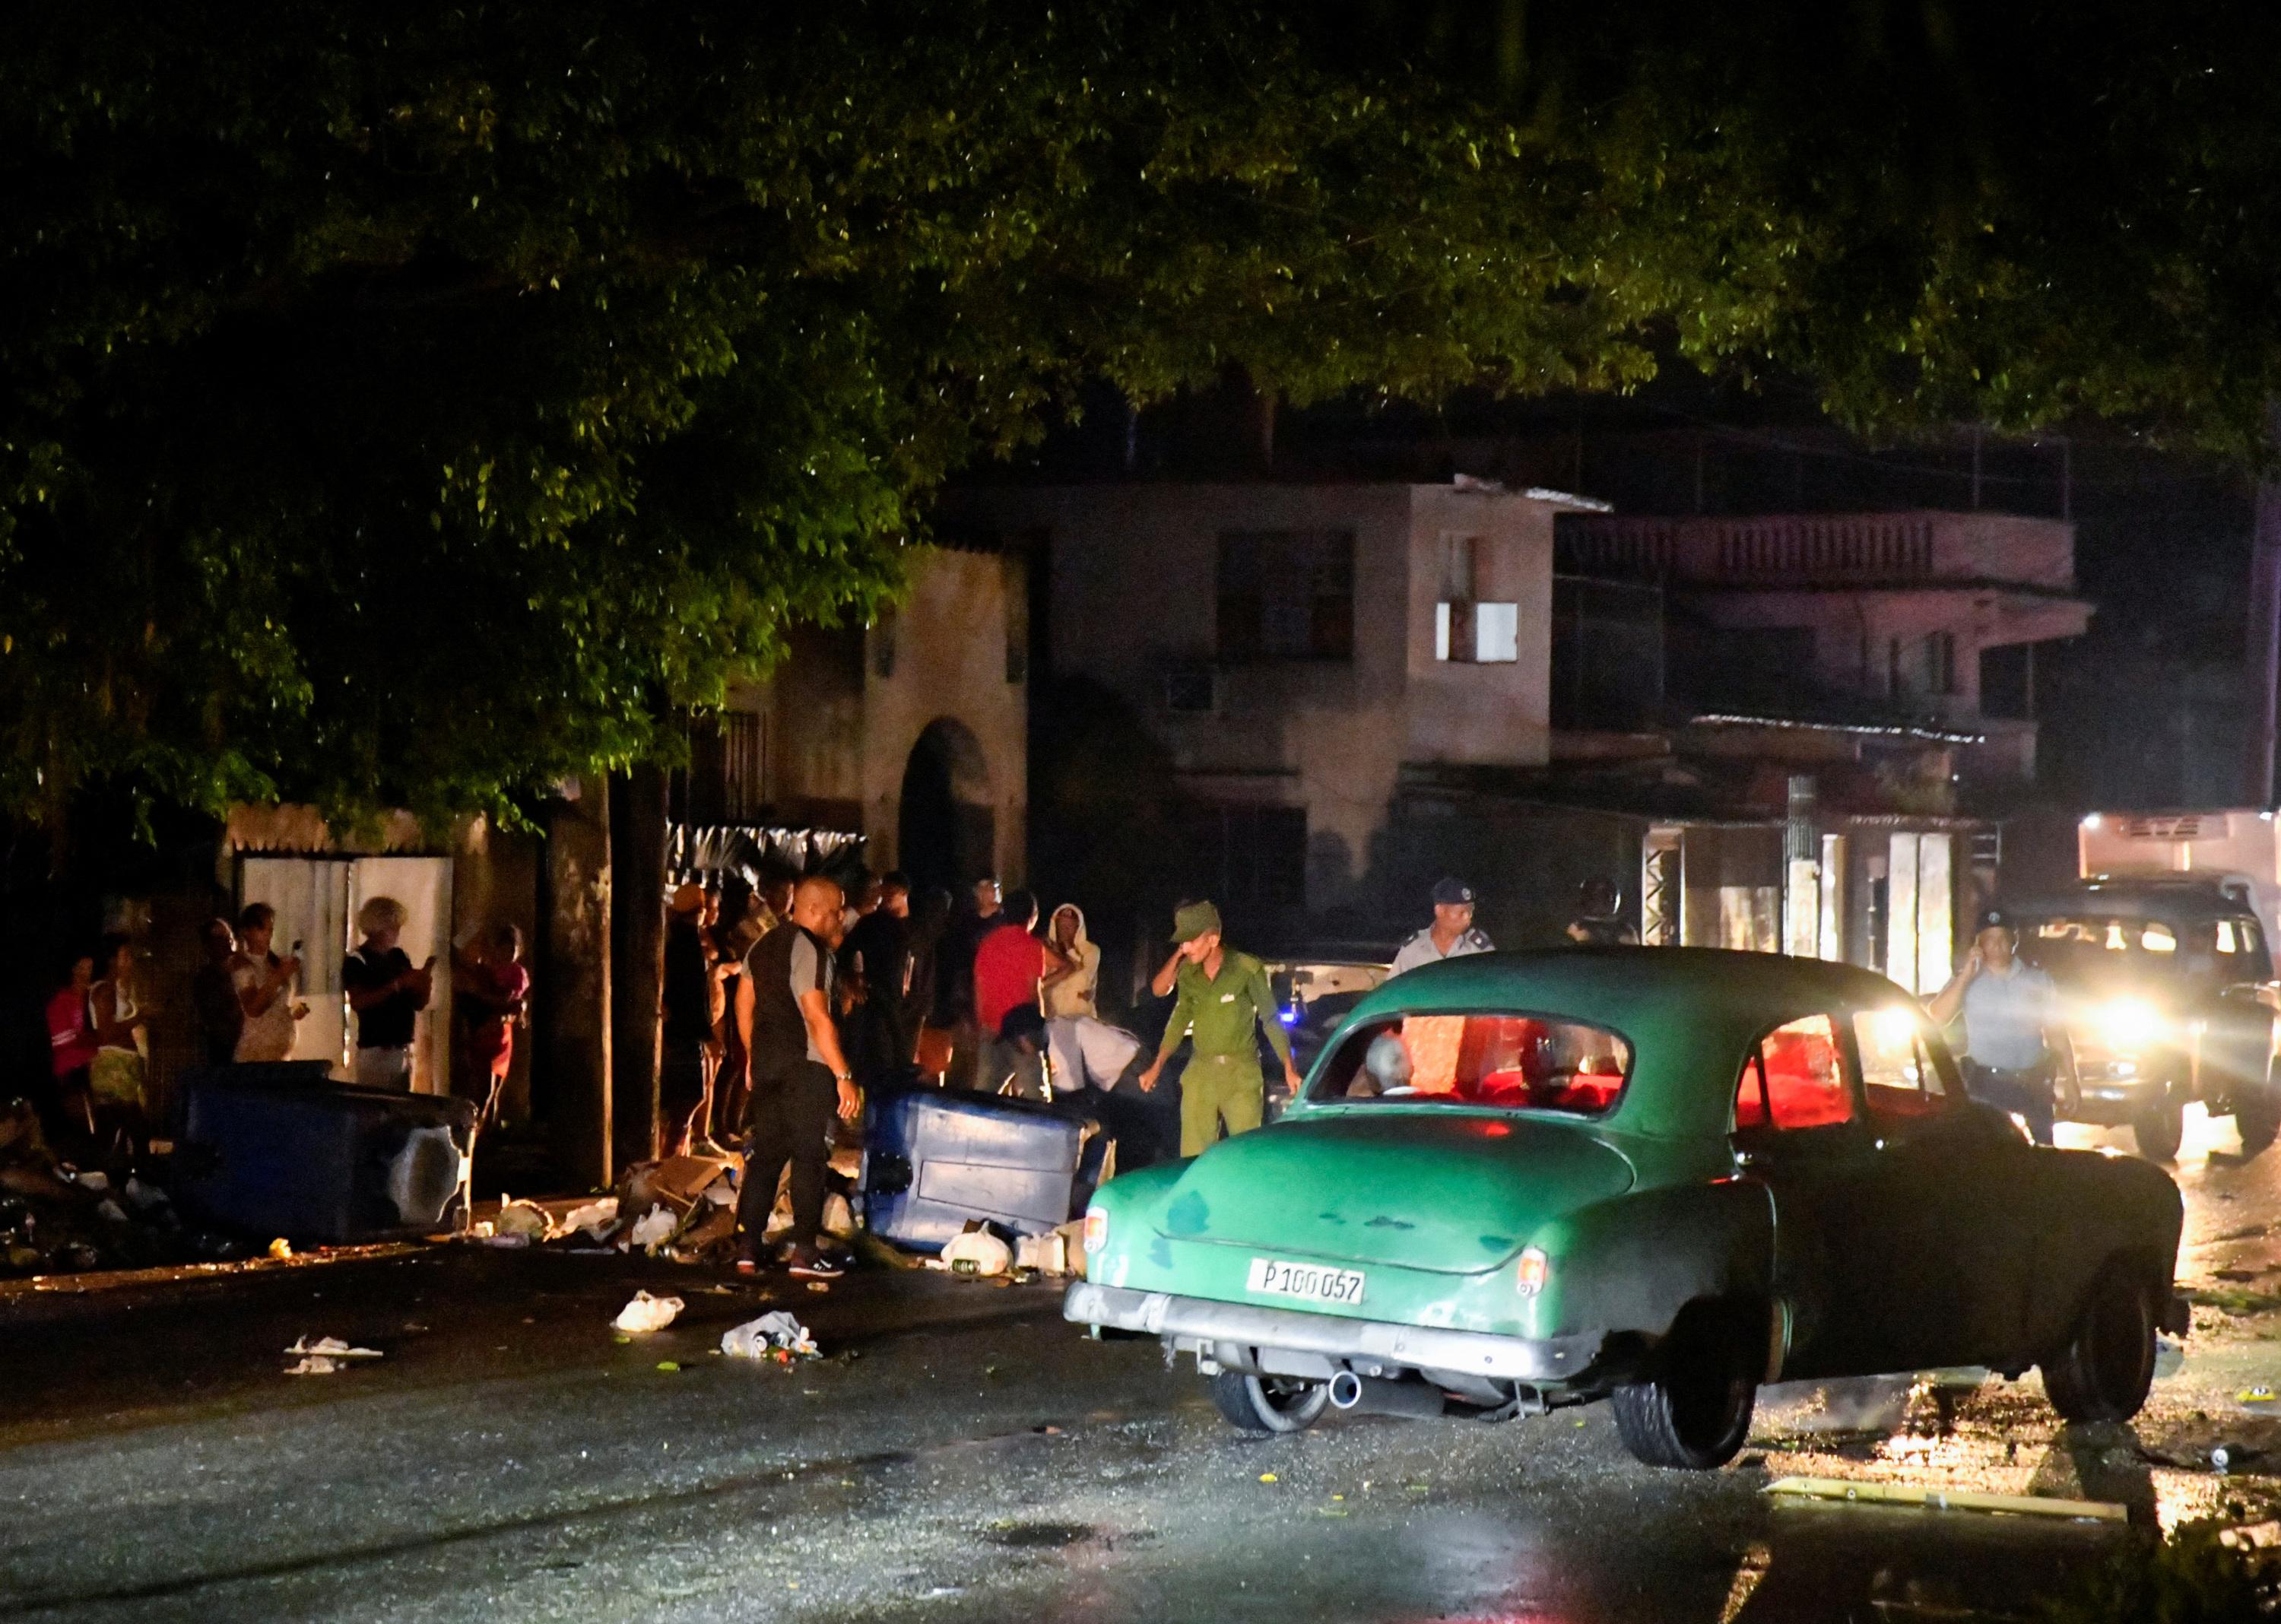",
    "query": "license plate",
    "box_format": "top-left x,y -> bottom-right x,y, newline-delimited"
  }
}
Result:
1246,1257 -> 1366,1306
